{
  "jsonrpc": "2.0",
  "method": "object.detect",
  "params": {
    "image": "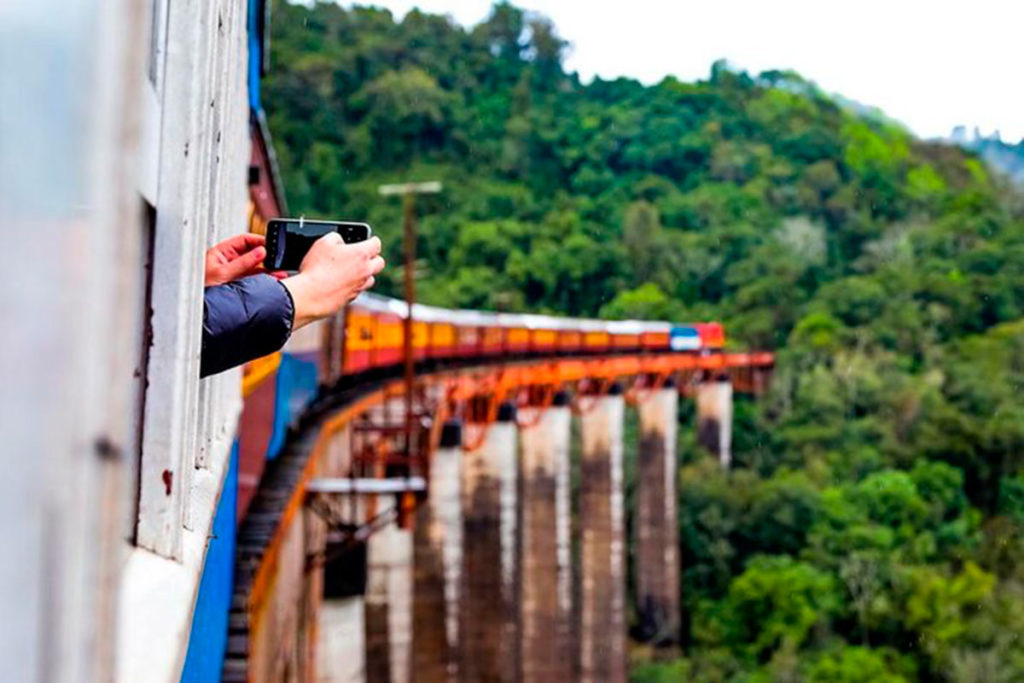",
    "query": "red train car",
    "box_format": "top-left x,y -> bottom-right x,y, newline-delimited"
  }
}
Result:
450,309 -> 485,358
697,322 -> 726,350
